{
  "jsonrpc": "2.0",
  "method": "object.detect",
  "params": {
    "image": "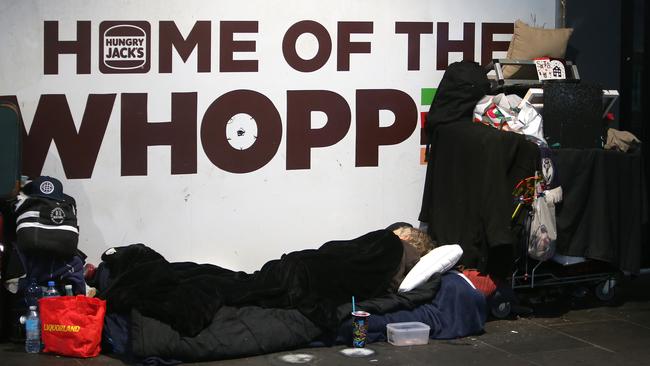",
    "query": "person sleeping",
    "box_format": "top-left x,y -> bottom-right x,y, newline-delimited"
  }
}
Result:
388,225 -> 436,292
333,223 -> 486,344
